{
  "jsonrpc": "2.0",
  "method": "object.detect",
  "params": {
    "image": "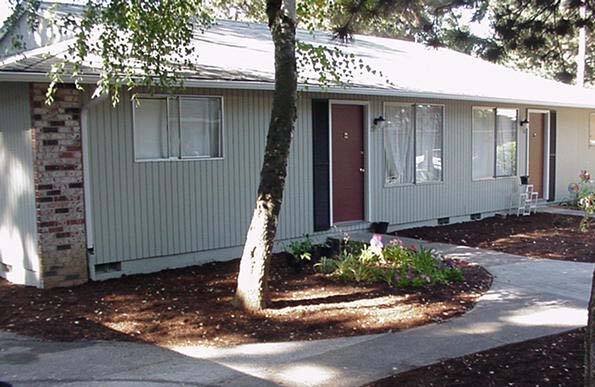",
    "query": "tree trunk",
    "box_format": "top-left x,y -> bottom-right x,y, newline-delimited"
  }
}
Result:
585,269 -> 595,386
233,0 -> 297,312
576,5 -> 586,87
